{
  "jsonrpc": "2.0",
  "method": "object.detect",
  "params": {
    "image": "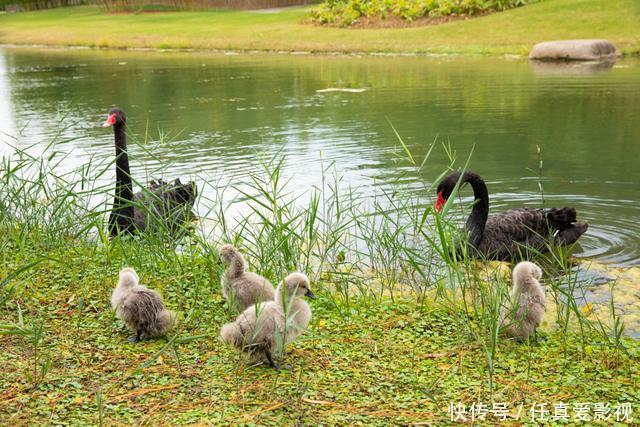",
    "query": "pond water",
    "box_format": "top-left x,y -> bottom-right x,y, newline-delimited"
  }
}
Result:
1,47 -> 639,266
